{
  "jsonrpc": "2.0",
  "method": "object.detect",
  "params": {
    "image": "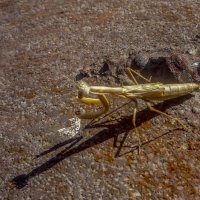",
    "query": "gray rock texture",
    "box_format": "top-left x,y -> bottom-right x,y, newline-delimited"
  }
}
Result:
1,0 -> 200,199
